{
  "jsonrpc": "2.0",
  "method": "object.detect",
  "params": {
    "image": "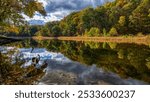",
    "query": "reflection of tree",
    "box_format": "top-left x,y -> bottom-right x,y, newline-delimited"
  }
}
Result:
84,42 -> 100,49
108,42 -> 117,49
5,39 -> 150,83
36,40 -> 150,83
0,53 -> 46,85
146,57 -> 150,70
